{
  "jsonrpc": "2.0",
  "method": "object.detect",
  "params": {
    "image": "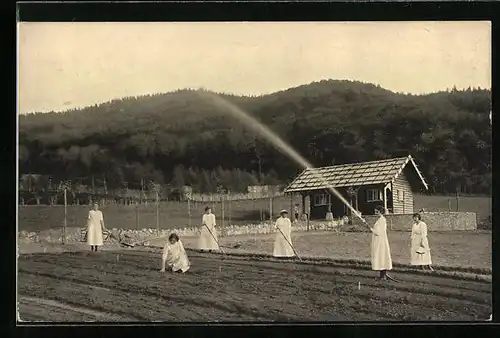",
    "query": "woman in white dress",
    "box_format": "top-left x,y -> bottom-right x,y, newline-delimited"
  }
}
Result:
199,206 -> 219,252
87,202 -> 107,252
160,233 -> 190,273
273,210 -> 294,258
369,206 -> 394,280
410,213 -> 433,271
